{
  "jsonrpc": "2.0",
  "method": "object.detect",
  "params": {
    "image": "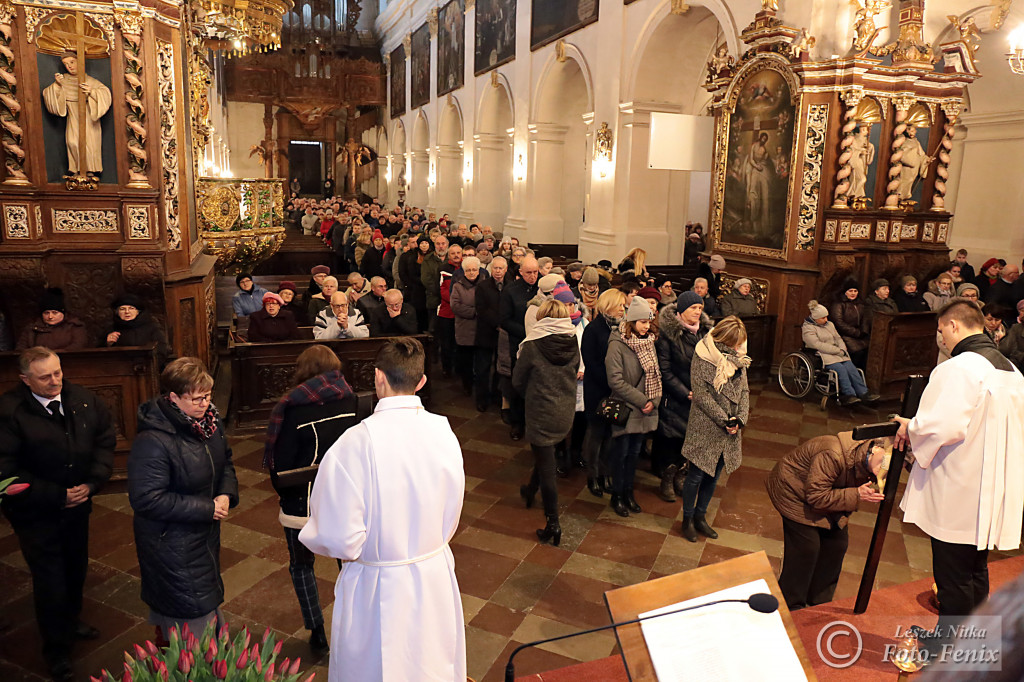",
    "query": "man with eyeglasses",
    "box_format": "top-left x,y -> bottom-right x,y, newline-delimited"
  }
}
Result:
0,347 -> 115,681
368,290 -> 418,337
314,292 -> 369,340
